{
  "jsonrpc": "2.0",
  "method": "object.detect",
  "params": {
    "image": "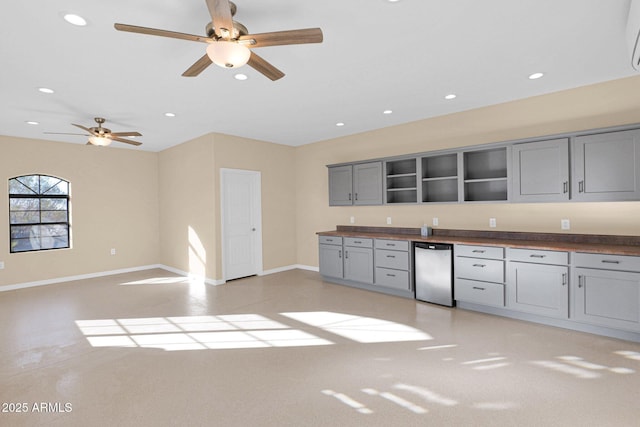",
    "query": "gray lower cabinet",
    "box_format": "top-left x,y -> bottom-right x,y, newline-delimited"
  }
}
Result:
572,253 -> 640,332
328,162 -> 383,206
506,249 -> 569,319
374,239 -> 411,291
344,245 -> 374,283
318,236 -> 343,279
454,244 -> 505,307
572,129 -> 640,201
511,138 -> 569,202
